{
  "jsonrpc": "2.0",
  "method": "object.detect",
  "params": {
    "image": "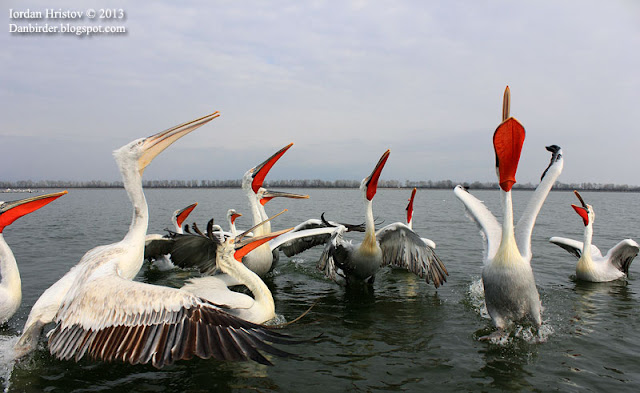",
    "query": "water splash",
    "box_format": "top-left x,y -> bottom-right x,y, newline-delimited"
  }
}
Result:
0,335 -> 18,392
468,279 -> 555,345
